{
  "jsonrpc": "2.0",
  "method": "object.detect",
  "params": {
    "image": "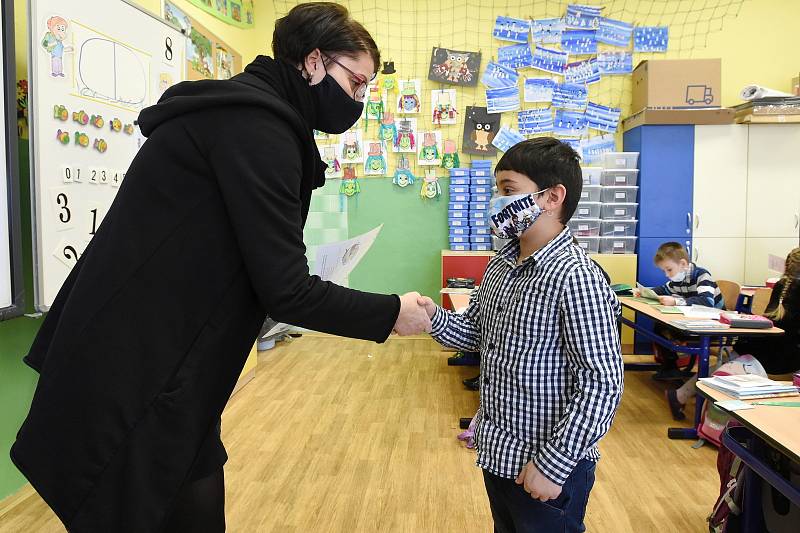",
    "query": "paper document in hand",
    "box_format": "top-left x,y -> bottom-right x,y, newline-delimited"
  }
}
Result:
312,225 -> 383,284
636,283 -> 660,301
